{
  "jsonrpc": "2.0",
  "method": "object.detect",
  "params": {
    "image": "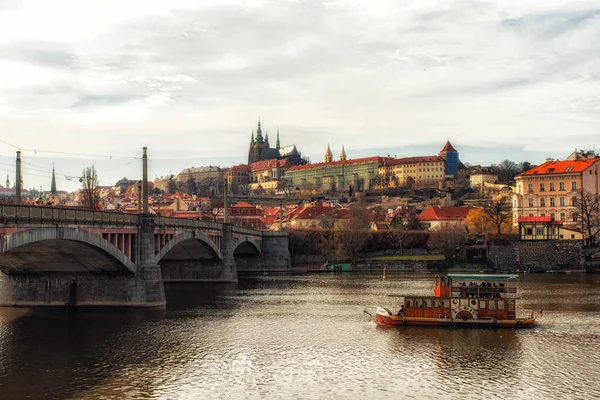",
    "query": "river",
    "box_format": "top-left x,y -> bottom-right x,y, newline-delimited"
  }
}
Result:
0,272 -> 599,399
